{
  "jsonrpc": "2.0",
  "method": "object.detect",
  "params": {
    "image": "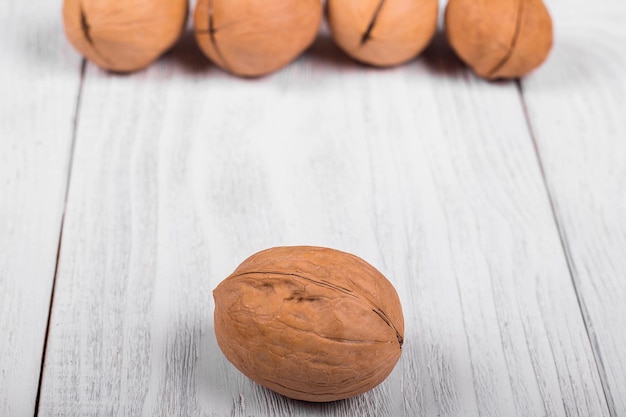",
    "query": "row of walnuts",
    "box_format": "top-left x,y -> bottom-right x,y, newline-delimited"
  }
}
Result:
63,0 -> 553,80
